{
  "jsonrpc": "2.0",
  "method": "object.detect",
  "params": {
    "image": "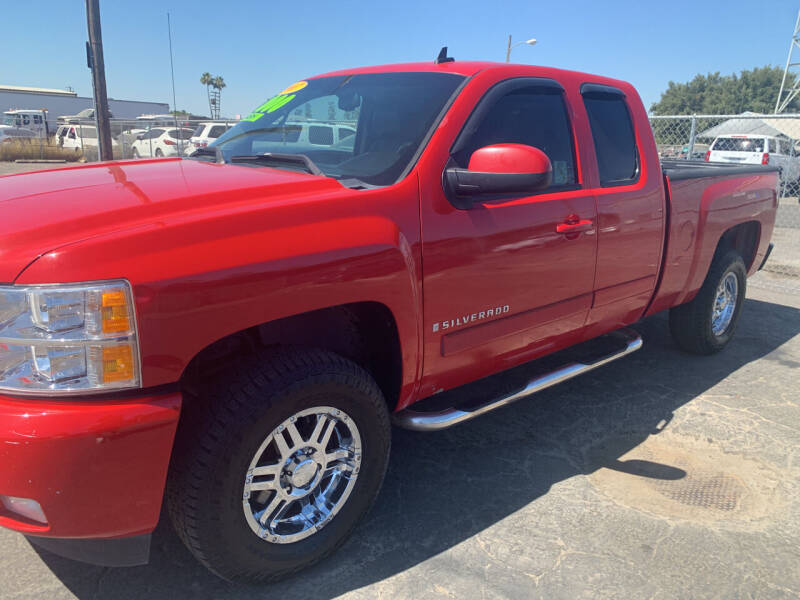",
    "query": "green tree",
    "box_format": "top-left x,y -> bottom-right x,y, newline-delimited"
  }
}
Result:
650,66 -> 798,115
